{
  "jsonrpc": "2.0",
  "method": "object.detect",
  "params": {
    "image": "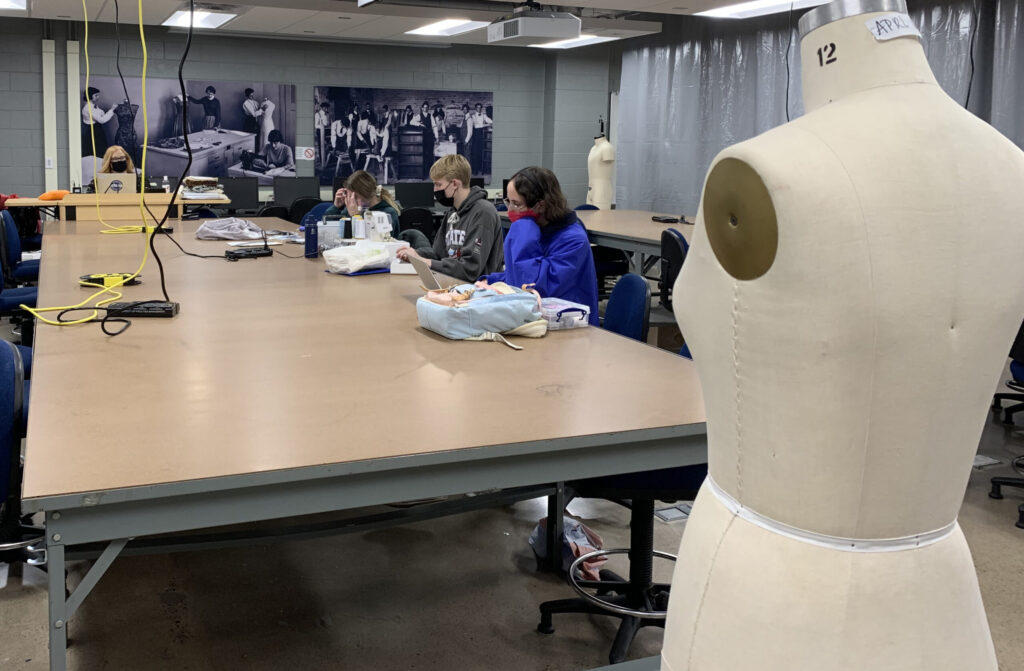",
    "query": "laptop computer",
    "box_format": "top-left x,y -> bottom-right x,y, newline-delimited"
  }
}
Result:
408,255 -> 443,291
95,173 -> 138,194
